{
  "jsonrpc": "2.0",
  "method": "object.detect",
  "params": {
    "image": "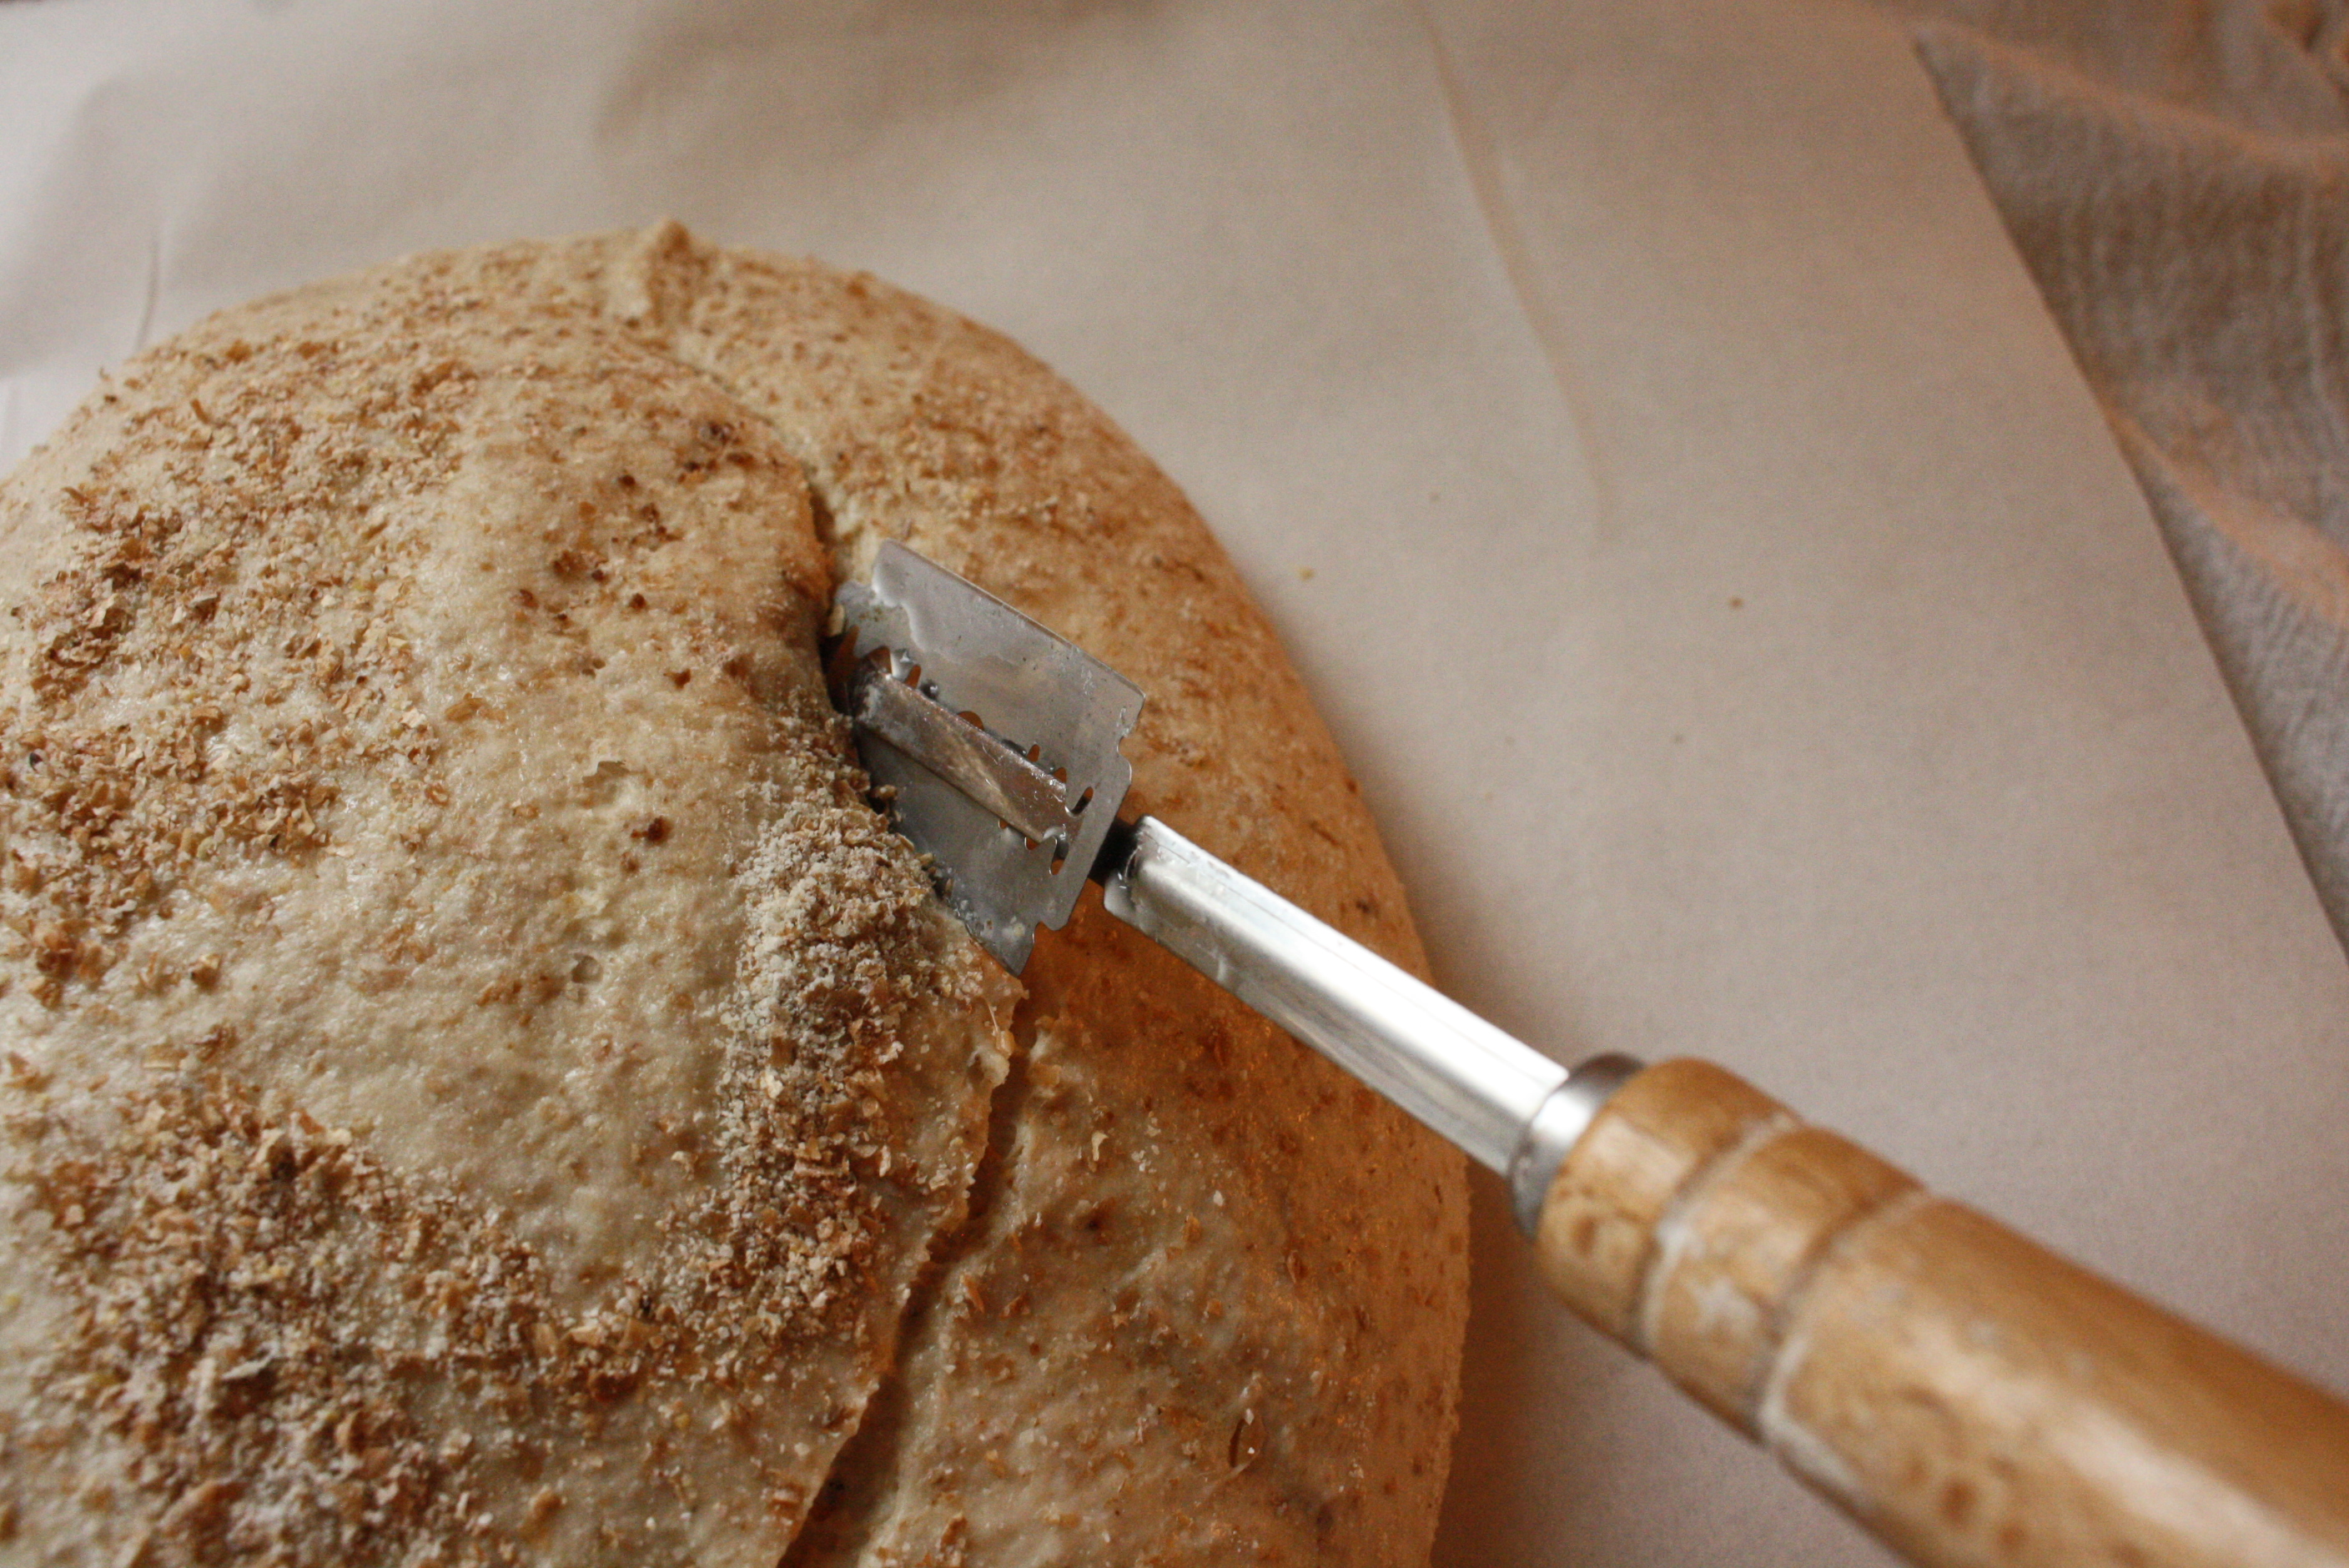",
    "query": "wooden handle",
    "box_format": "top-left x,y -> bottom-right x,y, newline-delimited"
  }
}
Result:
1534,1058 -> 2349,1568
